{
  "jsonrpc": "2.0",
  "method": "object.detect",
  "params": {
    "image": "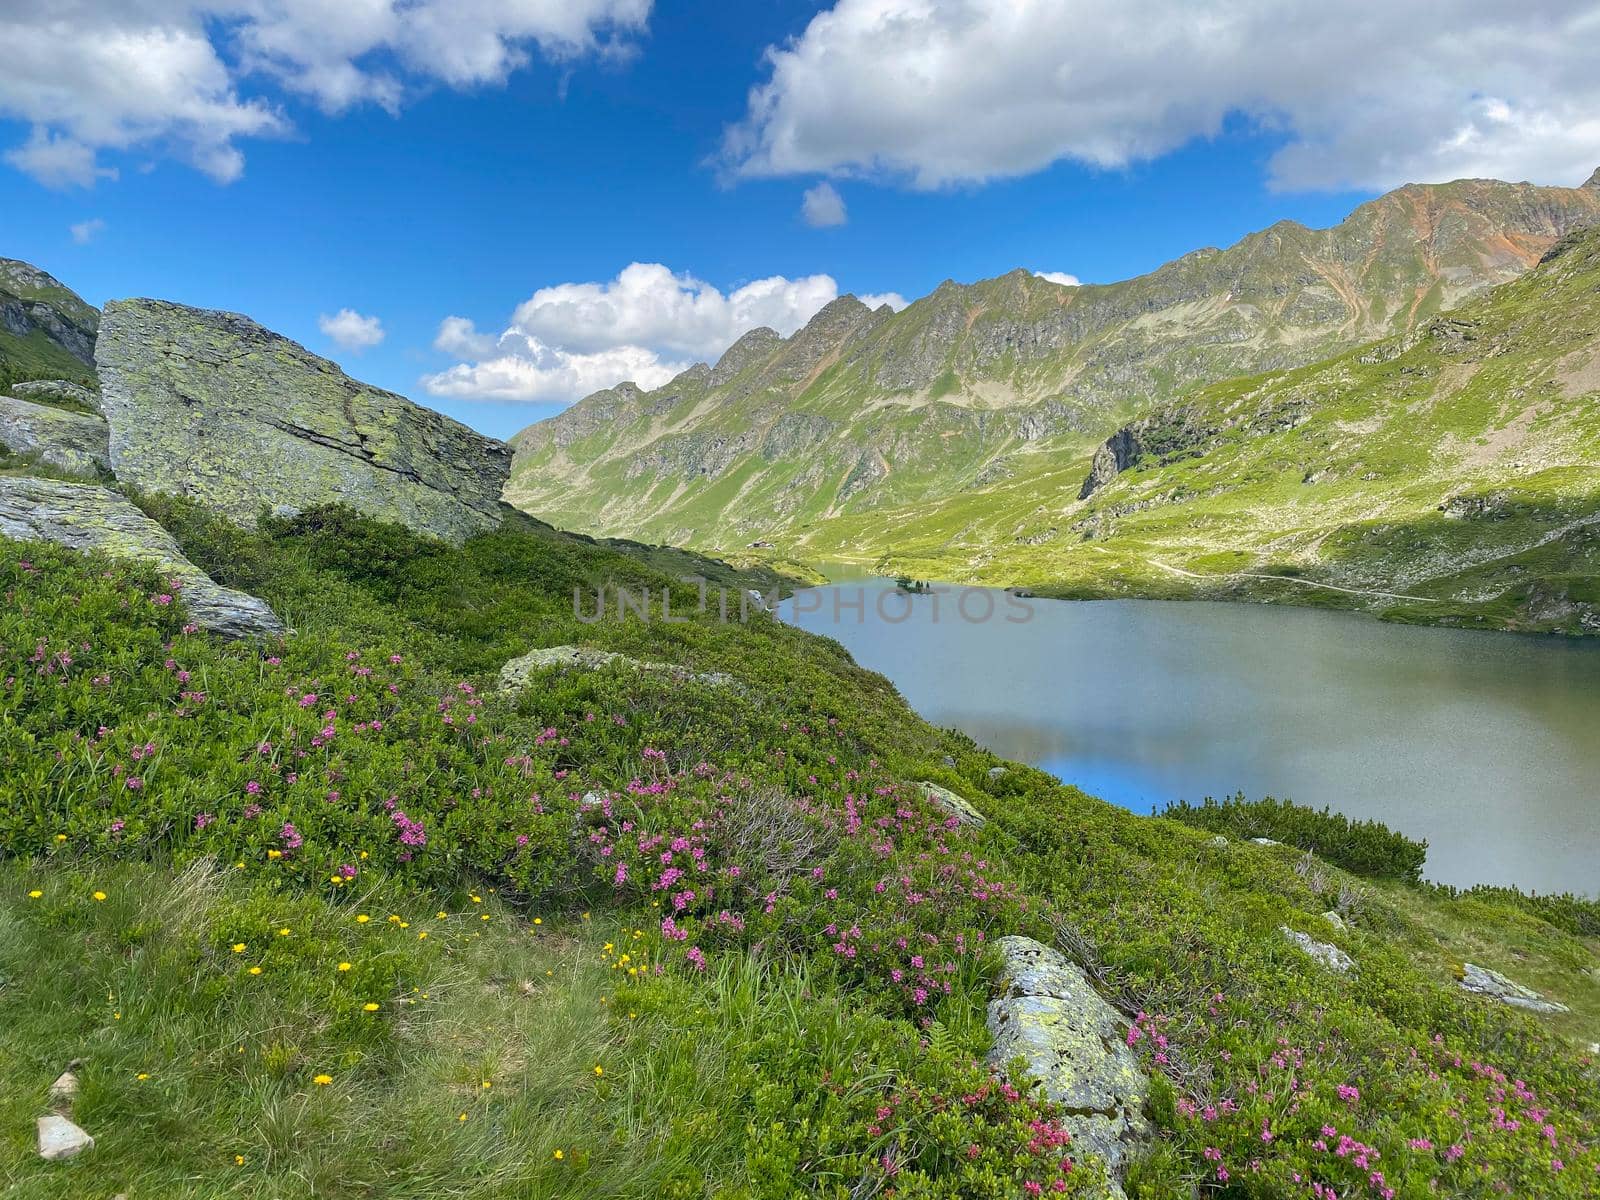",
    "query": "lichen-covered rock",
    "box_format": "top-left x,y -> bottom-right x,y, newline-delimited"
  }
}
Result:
916,781 -> 986,828
1457,963 -> 1570,1014
987,936 -> 1151,1195
499,644 -> 737,693
36,1114 -> 94,1161
10,379 -> 102,414
0,394 -> 108,475
0,477 -> 284,640
97,299 -> 512,544
1280,926 -> 1355,974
